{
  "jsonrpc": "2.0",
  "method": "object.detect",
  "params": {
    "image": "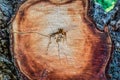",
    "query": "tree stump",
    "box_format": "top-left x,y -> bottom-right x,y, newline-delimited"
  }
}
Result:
11,0 -> 112,80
